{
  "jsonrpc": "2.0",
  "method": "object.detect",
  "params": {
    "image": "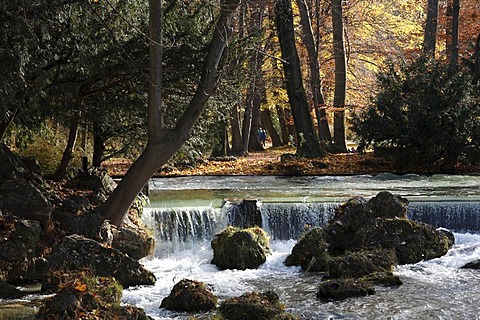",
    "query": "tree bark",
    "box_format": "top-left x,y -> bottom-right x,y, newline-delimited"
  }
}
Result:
296,0 -> 331,143
446,0 -> 459,66
241,89 -> 254,154
275,0 -> 323,158
92,120 -> 106,167
475,33 -> 480,85
248,83 -> 265,151
332,0 -> 348,153
423,0 -> 439,58
261,109 -> 283,147
230,103 -> 244,154
101,0 -> 241,226
276,105 -> 290,145
211,120 -> 228,157
54,117 -> 79,181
